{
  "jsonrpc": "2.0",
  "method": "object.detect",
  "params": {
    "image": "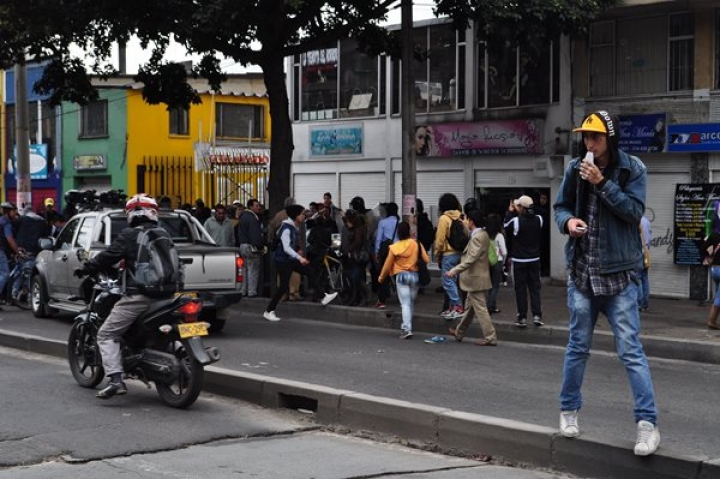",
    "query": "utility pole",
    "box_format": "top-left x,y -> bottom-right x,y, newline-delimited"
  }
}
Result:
14,62 -> 31,209
400,0 -> 416,231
